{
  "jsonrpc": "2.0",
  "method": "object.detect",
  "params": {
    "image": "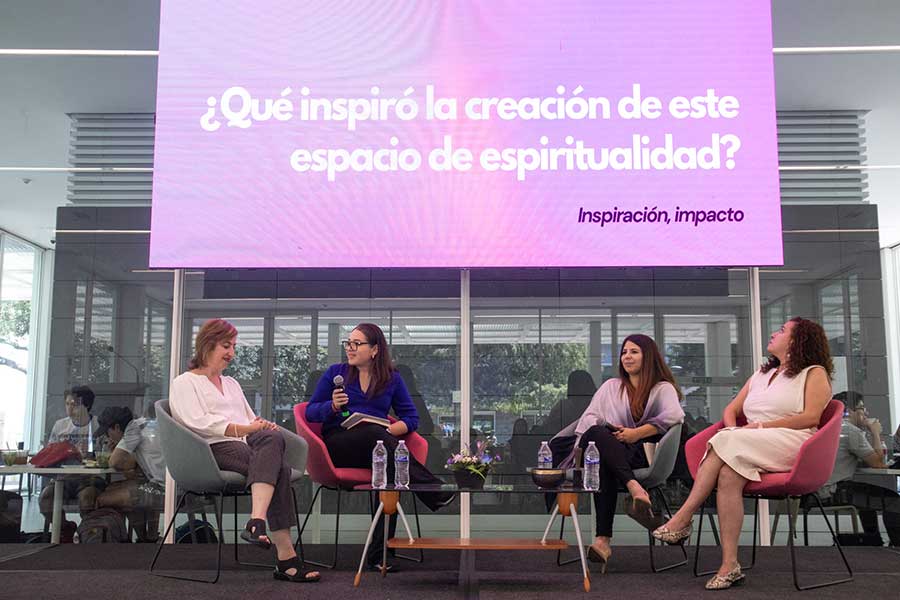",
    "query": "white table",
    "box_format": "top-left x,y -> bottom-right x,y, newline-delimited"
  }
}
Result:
0,465 -> 116,544
853,468 -> 900,494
